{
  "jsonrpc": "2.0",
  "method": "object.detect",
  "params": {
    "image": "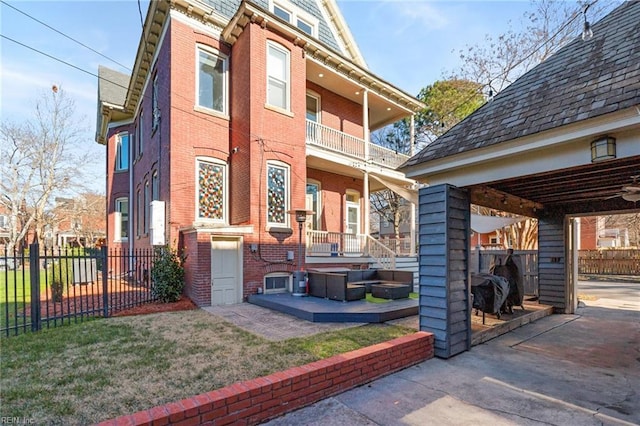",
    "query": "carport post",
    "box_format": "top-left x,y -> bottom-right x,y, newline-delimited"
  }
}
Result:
418,184 -> 471,358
